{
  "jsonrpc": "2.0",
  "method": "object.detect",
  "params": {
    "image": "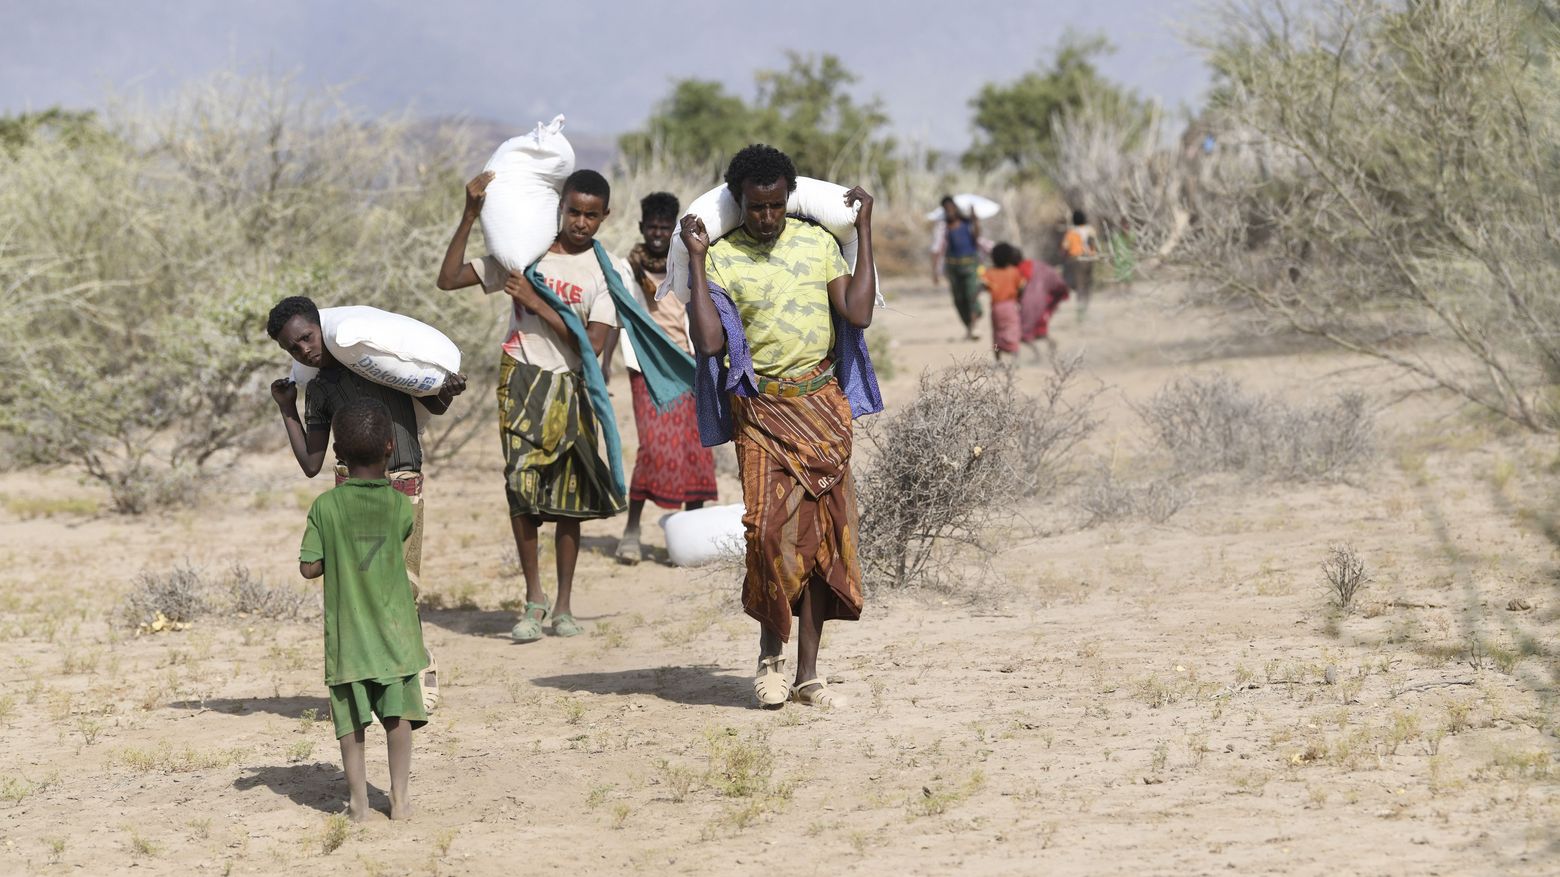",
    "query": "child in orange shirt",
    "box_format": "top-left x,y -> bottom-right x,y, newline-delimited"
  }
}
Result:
984,243 -> 1026,363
